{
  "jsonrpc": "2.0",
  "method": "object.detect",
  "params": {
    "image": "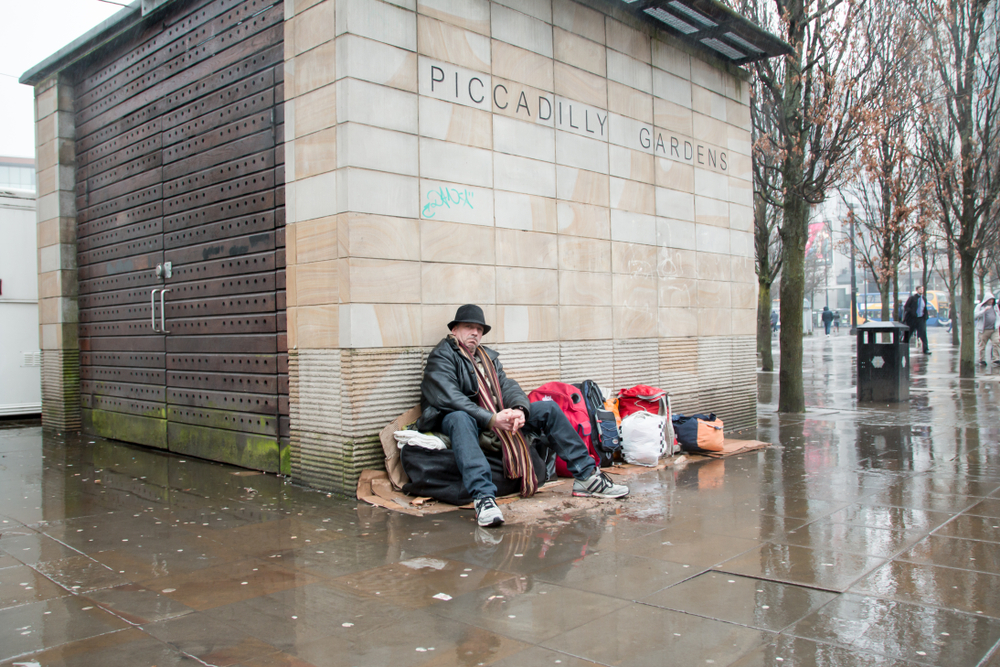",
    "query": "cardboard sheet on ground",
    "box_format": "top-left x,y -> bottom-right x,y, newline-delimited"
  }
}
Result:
356,469 -> 570,516
716,438 -> 771,456
603,439 -> 770,475
379,405 -> 421,490
360,430 -> 769,515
